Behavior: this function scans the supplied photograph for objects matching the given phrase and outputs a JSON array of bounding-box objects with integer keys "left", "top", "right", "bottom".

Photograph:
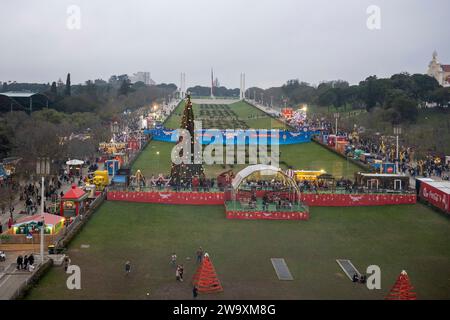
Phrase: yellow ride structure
[{"left": 86, "top": 170, "right": 109, "bottom": 191}]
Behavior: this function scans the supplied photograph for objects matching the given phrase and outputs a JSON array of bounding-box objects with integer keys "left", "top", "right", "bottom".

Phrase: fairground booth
[
  {"left": 10, "top": 213, "right": 65, "bottom": 235},
  {"left": 354, "top": 172, "right": 410, "bottom": 192},
  {"left": 60, "top": 184, "right": 88, "bottom": 219},
  {"left": 225, "top": 165, "right": 309, "bottom": 220},
  {"left": 66, "top": 159, "right": 84, "bottom": 176},
  {"left": 0, "top": 213, "right": 65, "bottom": 246}
]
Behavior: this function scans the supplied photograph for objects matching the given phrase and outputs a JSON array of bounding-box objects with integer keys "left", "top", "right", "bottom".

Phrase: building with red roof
[{"left": 60, "top": 184, "right": 88, "bottom": 218}]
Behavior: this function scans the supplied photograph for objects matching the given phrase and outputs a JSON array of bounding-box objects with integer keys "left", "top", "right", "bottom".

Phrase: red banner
[
  {"left": 419, "top": 182, "right": 450, "bottom": 214},
  {"left": 226, "top": 210, "right": 309, "bottom": 220},
  {"left": 300, "top": 193, "right": 416, "bottom": 206},
  {"left": 107, "top": 191, "right": 416, "bottom": 207},
  {"left": 107, "top": 191, "right": 224, "bottom": 205}
]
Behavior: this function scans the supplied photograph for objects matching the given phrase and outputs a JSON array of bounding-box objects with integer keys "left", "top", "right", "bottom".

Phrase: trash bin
[{"left": 48, "top": 245, "right": 55, "bottom": 255}]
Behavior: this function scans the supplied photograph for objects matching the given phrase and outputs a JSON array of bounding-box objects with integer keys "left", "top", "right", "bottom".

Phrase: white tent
[
  {"left": 231, "top": 164, "right": 299, "bottom": 192},
  {"left": 66, "top": 159, "right": 84, "bottom": 166}
]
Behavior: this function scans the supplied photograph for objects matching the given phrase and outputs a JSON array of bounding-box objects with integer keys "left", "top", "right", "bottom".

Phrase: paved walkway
[{"left": 0, "top": 253, "right": 47, "bottom": 300}]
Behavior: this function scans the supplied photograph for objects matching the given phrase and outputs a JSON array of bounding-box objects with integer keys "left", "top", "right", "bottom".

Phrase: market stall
[
  {"left": 66, "top": 159, "right": 84, "bottom": 177},
  {"left": 11, "top": 213, "right": 65, "bottom": 235},
  {"left": 60, "top": 184, "right": 88, "bottom": 218}
]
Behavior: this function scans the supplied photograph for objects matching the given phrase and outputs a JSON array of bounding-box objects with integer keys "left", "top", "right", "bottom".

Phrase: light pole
[
  {"left": 394, "top": 125, "right": 402, "bottom": 174},
  {"left": 334, "top": 113, "right": 340, "bottom": 148},
  {"left": 40, "top": 176, "right": 45, "bottom": 263}
]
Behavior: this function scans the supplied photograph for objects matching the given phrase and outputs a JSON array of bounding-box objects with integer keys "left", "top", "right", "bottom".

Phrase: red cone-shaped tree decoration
[
  {"left": 385, "top": 270, "right": 417, "bottom": 300},
  {"left": 192, "top": 253, "right": 223, "bottom": 294}
]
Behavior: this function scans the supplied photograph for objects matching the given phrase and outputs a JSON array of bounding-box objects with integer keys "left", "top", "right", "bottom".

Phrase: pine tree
[
  {"left": 170, "top": 94, "right": 204, "bottom": 185},
  {"left": 65, "top": 73, "right": 71, "bottom": 96},
  {"left": 50, "top": 82, "right": 57, "bottom": 96}
]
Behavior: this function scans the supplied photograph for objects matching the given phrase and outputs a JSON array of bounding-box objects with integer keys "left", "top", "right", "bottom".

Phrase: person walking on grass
[
  {"left": 179, "top": 264, "right": 184, "bottom": 282},
  {"left": 63, "top": 256, "right": 71, "bottom": 272},
  {"left": 125, "top": 261, "right": 131, "bottom": 275},
  {"left": 176, "top": 265, "right": 181, "bottom": 281},
  {"left": 193, "top": 286, "right": 198, "bottom": 299},
  {"left": 170, "top": 253, "right": 177, "bottom": 267},
  {"left": 196, "top": 247, "right": 203, "bottom": 264}
]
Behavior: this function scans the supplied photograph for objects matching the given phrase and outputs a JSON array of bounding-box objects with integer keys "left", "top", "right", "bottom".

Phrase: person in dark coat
[
  {"left": 125, "top": 261, "right": 131, "bottom": 275},
  {"left": 193, "top": 286, "right": 198, "bottom": 298},
  {"left": 23, "top": 255, "right": 28, "bottom": 270},
  {"left": 28, "top": 254, "right": 35, "bottom": 266},
  {"left": 17, "top": 255, "right": 23, "bottom": 270}
]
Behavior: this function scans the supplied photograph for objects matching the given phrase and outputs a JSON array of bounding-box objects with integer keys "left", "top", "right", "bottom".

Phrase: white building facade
[{"left": 427, "top": 51, "right": 450, "bottom": 87}]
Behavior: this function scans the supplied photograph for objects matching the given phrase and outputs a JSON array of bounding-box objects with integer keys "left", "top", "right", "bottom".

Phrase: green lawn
[
  {"left": 26, "top": 201, "right": 450, "bottom": 300},
  {"left": 163, "top": 100, "right": 285, "bottom": 130},
  {"left": 132, "top": 141, "right": 360, "bottom": 179}
]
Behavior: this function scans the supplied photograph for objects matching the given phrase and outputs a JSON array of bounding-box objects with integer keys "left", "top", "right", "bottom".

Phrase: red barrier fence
[
  {"left": 107, "top": 191, "right": 224, "bottom": 205},
  {"left": 419, "top": 181, "right": 450, "bottom": 214},
  {"left": 300, "top": 193, "right": 416, "bottom": 207},
  {"left": 107, "top": 191, "right": 416, "bottom": 207},
  {"left": 225, "top": 210, "right": 309, "bottom": 221}
]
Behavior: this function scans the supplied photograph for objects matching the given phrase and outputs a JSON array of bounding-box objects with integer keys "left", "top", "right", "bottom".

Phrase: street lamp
[
  {"left": 393, "top": 125, "right": 402, "bottom": 174},
  {"left": 40, "top": 176, "right": 45, "bottom": 263},
  {"left": 156, "top": 151, "right": 160, "bottom": 175},
  {"left": 334, "top": 113, "right": 340, "bottom": 148}
]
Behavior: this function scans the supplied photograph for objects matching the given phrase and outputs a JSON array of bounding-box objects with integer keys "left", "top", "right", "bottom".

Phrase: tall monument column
[{"left": 239, "top": 73, "right": 246, "bottom": 100}]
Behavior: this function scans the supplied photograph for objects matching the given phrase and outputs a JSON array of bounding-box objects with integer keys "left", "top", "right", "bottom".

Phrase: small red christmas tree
[
  {"left": 385, "top": 270, "right": 417, "bottom": 300},
  {"left": 192, "top": 253, "right": 223, "bottom": 294}
]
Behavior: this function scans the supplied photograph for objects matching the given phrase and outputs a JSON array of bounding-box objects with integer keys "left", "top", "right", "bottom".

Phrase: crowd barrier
[
  {"left": 299, "top": 193, "right": 416, "bottom": 206},
  {"left": 225, "top": 210, "right": 309, "bottom": 221},
  {"left": 107, "top": 190, "right": 416, "bottom": 206},
  {"left": 107, "top": 190, "right": 224, "bottom": 205},
  {"left": 143, "top": 128, "right": 321, "bottom": 145}
]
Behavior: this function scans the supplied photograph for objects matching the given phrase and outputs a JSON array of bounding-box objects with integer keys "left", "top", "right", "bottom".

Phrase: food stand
[
  {"left": 11, "top": 213, "right": 65, "bottom": 235},
  {"left": 66, "top": 159, "right": 84, "bottom": 177},
  {"left": 60, "top": 184, "right": 88, "bottom": 218}
]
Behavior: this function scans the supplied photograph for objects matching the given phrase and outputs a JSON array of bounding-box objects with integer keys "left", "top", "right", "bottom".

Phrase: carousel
[{"left": 225, "top": 165, "right": 309, "bottom": 221}]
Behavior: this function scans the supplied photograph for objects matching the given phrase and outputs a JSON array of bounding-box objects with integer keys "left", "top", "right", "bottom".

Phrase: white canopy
[
  {"left": 231, "top": 164, "right": 296, "bottom": 190},
  {"left": 66, "top": 159, "right": 84, "bottom": 166}
]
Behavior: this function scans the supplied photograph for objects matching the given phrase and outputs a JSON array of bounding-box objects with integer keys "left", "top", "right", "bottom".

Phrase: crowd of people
[
  {"left": 313, "top": 118, "right": 450, "bottom": 181},
  {"left": 16, "top": 253, "right": 35, "bottom": 272},
  {"left": 284, "top": 111, "right": 450, "bottom": 182}
]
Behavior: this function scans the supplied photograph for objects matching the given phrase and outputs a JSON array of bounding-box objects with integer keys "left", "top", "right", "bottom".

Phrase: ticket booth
[{"left": 60, "top": 184, "right": 88, "bottom": 218}]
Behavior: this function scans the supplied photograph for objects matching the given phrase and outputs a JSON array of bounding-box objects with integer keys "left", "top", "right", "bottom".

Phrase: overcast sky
[{"left": 1, "top": 0, "right": 449, "bottom": 88}]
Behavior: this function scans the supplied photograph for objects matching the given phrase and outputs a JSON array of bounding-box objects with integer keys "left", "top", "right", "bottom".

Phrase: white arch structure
[{"left": 231, "top": 164, "right": 300, "bottom": 193}]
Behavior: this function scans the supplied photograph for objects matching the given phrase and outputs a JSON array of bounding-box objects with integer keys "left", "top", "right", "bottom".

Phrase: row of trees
[
  {"left": 0, "top": 74, "right": 178, "bottom": 168},
  {"left": 187, "top": 85, "right": 240, "bottom": 97},
  {"left": 0, "top": 109, "right": 110, "bottom": 175},
  {"left": 280, "top": 73, "right": 450, "bottom": 124}
]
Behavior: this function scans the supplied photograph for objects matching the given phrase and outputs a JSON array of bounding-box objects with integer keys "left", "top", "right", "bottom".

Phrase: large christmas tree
[{"left": 170, "top": 94, "right": 204, "bottom": 185}]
